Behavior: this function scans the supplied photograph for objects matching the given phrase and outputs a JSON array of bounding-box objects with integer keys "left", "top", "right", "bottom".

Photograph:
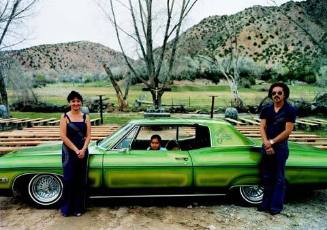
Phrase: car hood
[
  {"left": 1, "top": 142, "right": 63, "bottom": 158},
  {"left": 1, "top": 141, "right": 100, "bottom": 159}
]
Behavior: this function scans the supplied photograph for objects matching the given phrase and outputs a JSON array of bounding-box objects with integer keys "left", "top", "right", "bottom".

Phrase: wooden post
[
  {"left": 210, "top": 96, "right": 218, "bottom": 119},
  {"left": 98, "top": 95, "right": 104, "bottom": 125}
]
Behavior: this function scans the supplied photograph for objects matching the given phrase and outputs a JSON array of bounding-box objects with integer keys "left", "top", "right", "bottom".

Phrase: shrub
[
  {"left": 224, "top": 107, "right": 238, "bottom": 120},
  {"left": 316, "top": 66, "right": 327, "bottom": 87},
  {"left": 313, "top": 93, "right": 327, "bottom": 114}
]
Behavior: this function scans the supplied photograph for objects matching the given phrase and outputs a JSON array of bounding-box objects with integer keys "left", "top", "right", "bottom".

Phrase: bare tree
[
  {"left": 102, "top": 0, "right": 198, "bottom": 109},
  {"left": 103, "top": 64, "right": 130, "bottom": 111},
  {"left": 199, "top": 16, "right": 243, "bottom": 108},
  {"left": 0, "top": 0, "right": 38, "bottom": 113}
]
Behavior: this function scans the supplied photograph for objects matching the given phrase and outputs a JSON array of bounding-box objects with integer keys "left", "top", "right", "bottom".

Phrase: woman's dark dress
[{"left": 61, "top": 113, "right": 88, "bottom": 216}]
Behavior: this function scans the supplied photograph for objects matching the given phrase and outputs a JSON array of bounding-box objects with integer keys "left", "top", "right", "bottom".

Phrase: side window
[
  {"left": 177, "top": 125, "right": 210, "bottom": 150},
  {"left": 114, "top": 127, "right": 138, "bottom": 150},
  {"left": 131, "top": 126, "right": 177, "bottom": 150},
  {"left": 178, "top": 127, "right": 196, "bottom": 140}
]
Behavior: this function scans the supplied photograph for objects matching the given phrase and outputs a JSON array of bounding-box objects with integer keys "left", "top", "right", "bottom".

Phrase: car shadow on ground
[
  {"left": 286, "top": 189, "right": 325, "bottom": 204},
  {"left": 87, "top": 196, "right": 232, "bottom": 208}
]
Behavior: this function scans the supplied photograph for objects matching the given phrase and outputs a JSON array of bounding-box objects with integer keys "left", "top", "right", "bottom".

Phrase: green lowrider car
[{"left": 0, "top": 118, "right": 327, "bottom": 207}]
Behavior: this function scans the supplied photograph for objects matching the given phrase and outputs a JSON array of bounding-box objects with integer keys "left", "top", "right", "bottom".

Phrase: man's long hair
[{"left": 268, "top": 82, "right": 290, "bottom": 100}]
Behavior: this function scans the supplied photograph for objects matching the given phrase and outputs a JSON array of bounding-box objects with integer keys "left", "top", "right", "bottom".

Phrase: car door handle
[{"left": 175, "top": 157, "right": 188, "bottom": 161}]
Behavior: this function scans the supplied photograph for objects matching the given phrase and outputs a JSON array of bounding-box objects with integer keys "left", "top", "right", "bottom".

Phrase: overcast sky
[{"left": 17, "top": 0, "right": 300, "bottom": 52}]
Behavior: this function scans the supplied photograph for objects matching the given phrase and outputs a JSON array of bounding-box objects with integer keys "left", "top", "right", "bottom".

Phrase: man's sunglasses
[{"left": 272, "top": 91, "right": 283, "bottom": 96}]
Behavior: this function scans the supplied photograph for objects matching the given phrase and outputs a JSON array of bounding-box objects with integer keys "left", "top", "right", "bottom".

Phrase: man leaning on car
[{"left": 258, "top": 82, "right": 296, "bottom": 215}]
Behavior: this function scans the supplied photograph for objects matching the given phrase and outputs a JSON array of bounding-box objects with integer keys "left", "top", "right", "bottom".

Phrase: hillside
[
  {"left": 2, "top": 0, "right": 326, "bottom": 84},
  {"left": 172, "top": 0, "right": 326, "bottom": 80},
  {"left": 3, "top": 41, "right": 131, "bottom": 80}
]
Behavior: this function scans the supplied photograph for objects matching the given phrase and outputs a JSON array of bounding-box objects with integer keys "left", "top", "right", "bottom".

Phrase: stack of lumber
[
  {"left": 0, "top": 125, "right": 119, "bottom": 154},
  {"left": 235, "top": 126, "right": 327, "bottom": 150}
]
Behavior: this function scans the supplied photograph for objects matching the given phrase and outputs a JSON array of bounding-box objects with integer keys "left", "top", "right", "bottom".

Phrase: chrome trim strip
[
  {"left": 229, "top": 185, "right": 261, "bottom": 190},
  {"left": 90, "top": 193, "right": 226, "bottom": 199}
]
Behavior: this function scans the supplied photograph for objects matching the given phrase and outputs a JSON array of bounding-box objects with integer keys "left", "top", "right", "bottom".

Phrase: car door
[
  {"left": 87, "top": 143, "right": 106, "bottom": 190},
  {"left": 102, "top": 125, "right": 193, "bottom": 194},
  {"left": 188, "top": 124, "right": 260, "bottom": 191}
]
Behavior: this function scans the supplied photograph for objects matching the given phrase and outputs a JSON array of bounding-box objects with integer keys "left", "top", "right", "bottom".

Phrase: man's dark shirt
[{"left": 260, "top": 102, "right": 296, "bottom": 145}]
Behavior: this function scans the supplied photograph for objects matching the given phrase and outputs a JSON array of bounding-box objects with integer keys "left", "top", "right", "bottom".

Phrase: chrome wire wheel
[
  {"left": 28, "top": 174, "right": 63, "bottom": 206},
  {"left": 239, "top": 185, "right": 264, "bottom": 205}
]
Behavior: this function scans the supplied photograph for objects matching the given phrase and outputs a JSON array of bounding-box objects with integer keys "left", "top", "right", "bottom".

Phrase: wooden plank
[
  {"left": 0, "top": 147, "right": 26, "bottom": 154},
  {"left": 90, "top": 118, "right": 101, "bottom": 126},
  {"left": 253, "top": 118, "right": 261, "bottom": 122},
  {"left": 31, "top": 118, "right": 56, "bottom": 126},
  {"left": 298, "top": 118, "right": 322, "bottom": 125},
  {"left": 290, "top": 137, "right": 327, "bottom": 142},
  {"left": 297, "top": 142, "right": 327, "bottom": 146},
  {"left": 238, "top": 130, "right": 305, "bottom": 135},
  {"left": 224, "top": 118, "right": 246, "bottom": 126},
  {"left": 0, "top": 141, "right": 43, "bottom": 146},
  {"left": 245, "top": 133, "right": 317, "bottom": 141},
  {"left": 22, "top": 118, "right": 43, "bottom": 122},
  {"left": 315, "top": 146, "right": 327, "bottom": 150},
  {"left": 309, "top": 118, "right": 327, "bottom": 124},
  {"left": 296, "top": 120, "right": 320, "bottom": 130},
  {"left": 238, "top": 117, "right": 260, "bottom": 126},
  {"left": 48, "top": 120, "right": 60, "bottom": 126},
  {"left": 0, "top": 137, "right": 61, "bottom": 142}
]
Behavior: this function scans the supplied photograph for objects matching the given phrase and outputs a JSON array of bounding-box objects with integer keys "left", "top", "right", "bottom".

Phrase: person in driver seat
[{"left": 147, "top": 134, "right": 167, "bottom": 151}]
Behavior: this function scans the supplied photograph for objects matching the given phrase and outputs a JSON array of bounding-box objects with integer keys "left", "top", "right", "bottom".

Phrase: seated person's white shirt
[{"left": 147, "top": 147, "right": 167, "bottom": 151}]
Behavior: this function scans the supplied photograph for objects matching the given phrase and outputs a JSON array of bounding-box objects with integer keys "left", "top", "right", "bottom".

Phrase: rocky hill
[
  {"left": 3, "top": 41, "right": 131, "bottom": 81},
  {"left": 3, "top": 0, "right": 326, "bottom": 84},
  {"left": 172, "top": 0, "right": 326, "bottom": 81}
]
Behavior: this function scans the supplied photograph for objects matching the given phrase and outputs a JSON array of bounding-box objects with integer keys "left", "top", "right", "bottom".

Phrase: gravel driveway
[{"left": 1, "top": 190, "right": 327, "bottom": 230}]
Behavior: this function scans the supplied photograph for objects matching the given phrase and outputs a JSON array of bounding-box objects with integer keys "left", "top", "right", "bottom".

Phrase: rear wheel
[
  {"left": 239, "top": 185, "right": 263, "bottom": 205},
  {"left": 28, "top": 174, "right": 63, "bottom": 207}
]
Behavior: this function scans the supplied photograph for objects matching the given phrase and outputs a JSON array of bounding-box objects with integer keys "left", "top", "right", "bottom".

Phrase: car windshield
[{"left": 97, "top": 123, "right": 133, "bottom": 149}]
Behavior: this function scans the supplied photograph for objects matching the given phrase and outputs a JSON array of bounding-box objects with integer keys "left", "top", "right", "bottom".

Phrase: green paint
[{"left": 0, "top": 118, "right": 326, "bottom": 196}]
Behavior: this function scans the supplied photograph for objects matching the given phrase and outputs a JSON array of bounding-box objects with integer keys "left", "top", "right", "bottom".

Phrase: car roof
[{"left": 128, "top": 117, "right": 232, "bottom": 127}]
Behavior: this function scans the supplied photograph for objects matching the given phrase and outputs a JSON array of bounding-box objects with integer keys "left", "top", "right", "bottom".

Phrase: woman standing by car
[{"left": 60, "top": 91, "right": 91, "bottom": 217}]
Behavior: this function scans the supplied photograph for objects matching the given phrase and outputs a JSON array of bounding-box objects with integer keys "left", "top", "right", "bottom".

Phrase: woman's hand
[
  {"left": 77, "top": 148, "right": 86, "bottom": 159},
  {"left": 263, "top": 139, "right": 272, "bottom": 150},
  {"left": 74, "top": 148, "right": 80, "bottom": 156},
  {"left": 265, "top": 147, "right": 275, "bottom": 155}
]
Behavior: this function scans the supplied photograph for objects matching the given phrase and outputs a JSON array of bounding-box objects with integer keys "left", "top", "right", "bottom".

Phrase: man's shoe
[
  {"left": 269, "top": 210, "right": 281, "bottom": 215},
  {"left": 74, "top": 212, "right": 82, "bottom": 217}
]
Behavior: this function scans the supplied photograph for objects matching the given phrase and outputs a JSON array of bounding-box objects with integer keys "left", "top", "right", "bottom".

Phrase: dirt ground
[{"left": 1, "top": 190, "right": 327, "bottom": 230}]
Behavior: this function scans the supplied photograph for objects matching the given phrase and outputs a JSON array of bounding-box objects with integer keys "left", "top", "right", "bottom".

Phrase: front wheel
[
  {"left": 239, "top": 185, "right": 263, "bottom": 205},
  {"left": 28, "top": 174, "right": 63, "bottom": 207}
]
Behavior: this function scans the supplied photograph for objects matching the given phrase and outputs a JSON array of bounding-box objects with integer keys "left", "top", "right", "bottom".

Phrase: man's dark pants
[{"left": 260, "top": 144, "right": 289, "bottom": 213}]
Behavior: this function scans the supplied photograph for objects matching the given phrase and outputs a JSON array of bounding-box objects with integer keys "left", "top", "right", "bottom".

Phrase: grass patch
[{"left": 7, "top": 82, "right": 324, "bottom": 111}]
